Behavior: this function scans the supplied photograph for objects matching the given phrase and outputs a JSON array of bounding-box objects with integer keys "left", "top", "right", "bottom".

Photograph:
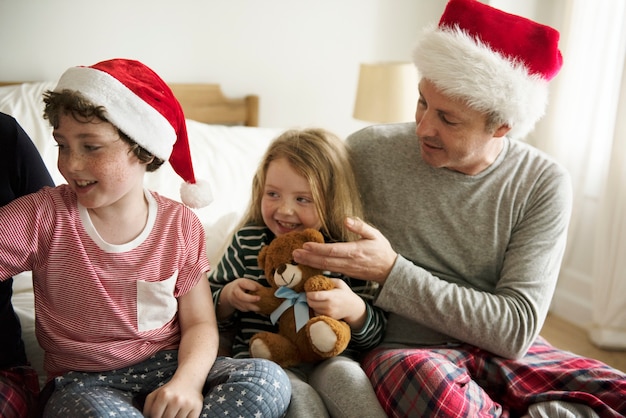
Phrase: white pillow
[
  {"left": 154, "top": 120, "right": 281, "bottom": 264},
  {"left": 0, "top": 82, "right": 63, "bottom": 184}
]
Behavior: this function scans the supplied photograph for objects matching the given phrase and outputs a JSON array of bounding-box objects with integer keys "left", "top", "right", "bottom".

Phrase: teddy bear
[{"left": 249, "top": 228, "right": 351, "bottom": 368}]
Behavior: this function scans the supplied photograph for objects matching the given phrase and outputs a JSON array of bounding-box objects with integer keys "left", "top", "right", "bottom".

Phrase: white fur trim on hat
[
  {"left": 54, "top": 66, "right": 176, "bottom": 160},
  {"left": 413, "top": 25, "right": 549, "bottom": 139}
]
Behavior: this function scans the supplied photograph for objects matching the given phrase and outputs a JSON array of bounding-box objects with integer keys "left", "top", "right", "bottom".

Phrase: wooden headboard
[
  {"left": 169, "top": 84, "right": 259, "bottom": 127},
  {"left": 0, "top": 82, "right": 259, "bottom": 127}
]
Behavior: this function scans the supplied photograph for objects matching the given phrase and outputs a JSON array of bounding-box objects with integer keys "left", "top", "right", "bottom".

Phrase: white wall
[{"left": 0, "top": 0, "right": 446, "bottom": 138}]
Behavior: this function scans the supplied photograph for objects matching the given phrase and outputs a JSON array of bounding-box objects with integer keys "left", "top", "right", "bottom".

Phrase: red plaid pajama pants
[
  {"left": 362, "top": 336, "right": 626, "bottom": 417},
  {"left": 0, "top": 366, "right": 40, "bottom": 418}
]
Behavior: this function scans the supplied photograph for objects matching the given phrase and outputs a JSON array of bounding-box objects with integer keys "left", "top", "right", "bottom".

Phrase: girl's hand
[
  {"left": 306, "top": 278, "right": 367, "bottom": 329},
  {"left": 220, "top": 278, "right": 263, "bottom": 313},
  {"left": 143, "top": 377, "right": 203, "bottom": 418}
]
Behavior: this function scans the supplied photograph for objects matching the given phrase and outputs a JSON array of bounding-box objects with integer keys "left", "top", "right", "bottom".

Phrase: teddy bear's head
[{"left": 258, "top": 228, "right": 325, "bottom": 292}]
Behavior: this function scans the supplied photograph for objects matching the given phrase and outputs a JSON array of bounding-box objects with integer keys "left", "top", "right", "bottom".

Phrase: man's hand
[{"left": 293, "top": 217, "right": 397, "bottom": 284}]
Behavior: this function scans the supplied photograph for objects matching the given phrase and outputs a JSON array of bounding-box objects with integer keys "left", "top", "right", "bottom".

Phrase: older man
[{"left": 293, "top": 0, "right": 626, "bottom": 416}]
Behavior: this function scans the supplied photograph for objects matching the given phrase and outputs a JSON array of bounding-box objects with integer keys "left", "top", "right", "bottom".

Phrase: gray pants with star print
[{"left": 42, "top": 350, "right": 290, "bottom": 417}]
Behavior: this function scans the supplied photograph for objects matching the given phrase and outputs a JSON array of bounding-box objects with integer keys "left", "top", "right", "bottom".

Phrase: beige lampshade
[{"left": 353, "top": 62, "right": 418, "bottom": 123}]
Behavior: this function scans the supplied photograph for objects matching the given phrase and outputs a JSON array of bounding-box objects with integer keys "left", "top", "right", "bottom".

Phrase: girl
[
  {"left": 209, "top": 128, "right": 387, "bottom": 418},
  {"left": 0, "top": 59, "right": 290, "bottom": 418}
]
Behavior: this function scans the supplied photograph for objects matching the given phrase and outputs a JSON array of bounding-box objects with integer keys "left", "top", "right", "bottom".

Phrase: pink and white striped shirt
[{"left": 0, "top": 185, "right": 210, "bottom": 381}]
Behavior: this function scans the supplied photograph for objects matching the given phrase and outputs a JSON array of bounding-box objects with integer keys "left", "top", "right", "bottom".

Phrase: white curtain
[
  {"left": 590, "top": 59, "right": 626, "bottom": 349},
  {"left": 530, "top": 0, "right": 626, "bottom": 349}
]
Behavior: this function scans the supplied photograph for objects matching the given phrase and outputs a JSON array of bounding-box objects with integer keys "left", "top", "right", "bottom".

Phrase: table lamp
[{"left": 353, "top": 61, "right": 418, "bottom": 123}]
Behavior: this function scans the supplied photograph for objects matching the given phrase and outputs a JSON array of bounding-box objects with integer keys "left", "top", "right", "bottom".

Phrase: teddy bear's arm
[
  {"left": 252, "top": 286, "right": 283, "bottom": 315},
  {"left": 304, "top": 275, "right": 336, "bottom": 292}
]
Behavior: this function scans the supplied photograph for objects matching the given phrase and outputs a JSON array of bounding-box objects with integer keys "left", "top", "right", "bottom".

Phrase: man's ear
[{"left": 493, "top": 124, "right": 511, "bottom": 138}]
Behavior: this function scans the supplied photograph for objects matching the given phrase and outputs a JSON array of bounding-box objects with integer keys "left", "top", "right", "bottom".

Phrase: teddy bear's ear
[{"left": 303, "top": 228, "right": 325, "bottom": 244}]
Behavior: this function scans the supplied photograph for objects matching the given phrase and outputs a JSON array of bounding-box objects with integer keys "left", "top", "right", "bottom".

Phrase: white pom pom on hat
[
  {"left": 54, "top": 58, "right": 213, "bottom": 208},
  {"left": 413, "top": 0, "right": 563, "bottom": 139}
]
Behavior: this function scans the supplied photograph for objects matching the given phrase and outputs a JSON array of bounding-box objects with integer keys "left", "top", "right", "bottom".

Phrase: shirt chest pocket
[{"left": 136, "top": 271, "right": 178, "bottom": 332}]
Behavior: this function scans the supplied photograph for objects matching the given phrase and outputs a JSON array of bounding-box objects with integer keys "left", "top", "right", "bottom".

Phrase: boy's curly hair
[{"left": 43, "top": 89, "right": 164, "bottom": 172}]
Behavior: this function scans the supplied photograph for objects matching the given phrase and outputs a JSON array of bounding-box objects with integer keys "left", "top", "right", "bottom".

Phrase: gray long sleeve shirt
[{"left": 347, "top": 123, "right": 572, "bottom": 359}]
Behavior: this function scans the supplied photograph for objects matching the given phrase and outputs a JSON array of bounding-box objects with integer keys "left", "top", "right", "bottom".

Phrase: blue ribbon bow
[{"left": 270, "top": 287, "right": 310, "bottom": 332}]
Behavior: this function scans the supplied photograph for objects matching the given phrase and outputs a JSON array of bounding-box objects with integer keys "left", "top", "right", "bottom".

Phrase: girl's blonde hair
[{"left": 242, "top": 128, "right": 363, "bottom": 242}]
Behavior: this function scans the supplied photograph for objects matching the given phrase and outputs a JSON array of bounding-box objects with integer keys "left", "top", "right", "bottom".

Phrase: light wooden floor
[{"left": 540, "top": 313, "right": 626, "bottom": 372}]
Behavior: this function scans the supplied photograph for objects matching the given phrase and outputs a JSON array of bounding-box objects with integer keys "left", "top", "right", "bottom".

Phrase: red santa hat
[
  {"left": 54, "top": 58, "right": 212, "bottom": 208},
  {"left": 413, "top": 0, "right": 563, "bottom": 139}
]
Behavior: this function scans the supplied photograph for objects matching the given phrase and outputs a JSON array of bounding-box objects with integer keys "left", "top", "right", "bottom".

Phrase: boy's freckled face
[
  {"left": 261, "top": 157, "right": 322, "bottom": 236},
  {"left": 53, "top": 114, "right": 147, "bottom": 209}
]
